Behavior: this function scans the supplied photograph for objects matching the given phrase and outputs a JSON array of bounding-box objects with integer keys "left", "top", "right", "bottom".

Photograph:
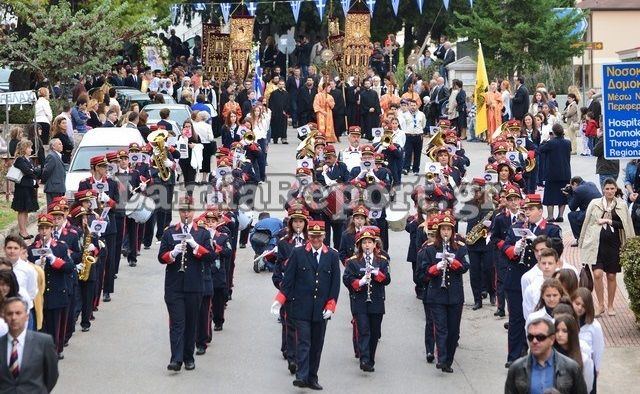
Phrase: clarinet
[
  {"left": 441, "top": 237, "right": 449, "bottom": 289},
  {"left": 178, "top": 219, "right": 188, "bottom": 273},
  {"left": 518, "top": 218, "right": 529, "bottom": 266},
  {"left": 365, "top": 254, "right": 373, "bottom": 303}
]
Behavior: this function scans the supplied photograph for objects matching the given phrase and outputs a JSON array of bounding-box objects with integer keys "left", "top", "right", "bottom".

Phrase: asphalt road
[{"left": 52, "top": 132, "right": 639, "bottom": 393}]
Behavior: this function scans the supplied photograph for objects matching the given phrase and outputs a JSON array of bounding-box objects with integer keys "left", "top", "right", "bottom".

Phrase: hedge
[{"left": 621, "top": 236, "right": 640, "bottom": 326}]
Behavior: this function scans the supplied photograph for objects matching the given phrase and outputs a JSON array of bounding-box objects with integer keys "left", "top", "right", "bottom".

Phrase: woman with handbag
[
  {"left": 578, "top": 178, "right": 635, "bottom": 316},
  {"left": 11, "top": 139, "right": 41, "bottom": 239}
]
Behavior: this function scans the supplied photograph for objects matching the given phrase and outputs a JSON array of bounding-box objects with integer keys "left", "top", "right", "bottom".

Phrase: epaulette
[
  {"left": 347, "top": 255, "right": 358, "bottom": 261},
  {"left": 457, "top": 240, "right": 466, "bottom": 246},
  {"left": 279, "top": 235, "right": 288, "bottom": 242},
  {"left": 378, "top": 255, "right": 388, "bottom": 261}
]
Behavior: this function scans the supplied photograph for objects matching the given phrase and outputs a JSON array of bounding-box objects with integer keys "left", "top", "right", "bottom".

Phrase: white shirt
[
  {"left": 34, "top": 97, "right": 53, "bottom": 124},
  {"left": 193, "top": 121, "right": 214, "bottom": 143},
  {"left": 12, "top": 259, "right": 38, "bottom": 311},
  {"left": 0, "top": 318, "right": 7, "bottom": 338},
  {"left": 579, "top": 320, "right": 605, "bottom": 371},
  {"left": 312, "top": 247, "right": 322, "bottom": 264},
  {"left": 109, "top": 98, "right": 122, "bottom": 117},
  {"left": 391, "top": 129, "right": 406, "bottom": 149},
  {"left": 6, "top": 328, "right": 26, "bottom": 369},
  {"left": 401, "top": 111, "right": 426, "bottom": 135}
]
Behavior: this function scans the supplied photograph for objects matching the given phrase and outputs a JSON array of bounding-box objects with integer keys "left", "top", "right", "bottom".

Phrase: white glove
[
  {"left": 482, "top": 220, "right": 492, "bottom": 228},
  {"left": 171, "top": 243, "right": 185, "bottom": 258},
  {"left": 98, "top": 240, "right": 105, "bottom": 249},
  {"left": 358, "top": 169, "right": 367, "bottom": 179},
  {"left": 358, "top": 277, "right": 367, "bottom": 287},
  {"left": 514, "top": 239, "right": 525, "bottom": 255},
  {"left": 186, "top": 238, "right": 198, "bottom": 249},
  {"left": 76, "top": 263, "right": 85, "bottom": 273},
  {"left": 139, "top": 181, "right": 147, "bottom": 192},
  {"left": 436, "top": 261, "right": 447, "bottom": 271},
  {"left": 87, "top": 243, "right": 96, "bottom": 253},
  {"left": 322, "top": 309, "right": 333, "bottom": 320},
  {"left": 270, "top": 300, "right": 282, "bottom": 316},
  {"left": 163, "top": 158, "right": 174, "bottom": 168},
  {"left": 371, "top": 268, "right": 380, "bottom": 276},
  {"left": 99, "top": 192, "right": 110, "bottom": 203},
  {"left": 46, "top": 253, "right": 56, "bottom": 263}
]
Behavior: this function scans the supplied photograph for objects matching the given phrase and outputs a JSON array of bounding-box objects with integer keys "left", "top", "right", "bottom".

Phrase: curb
[{"left": 0, "top": 207, "right": 46, "bottom": 244}]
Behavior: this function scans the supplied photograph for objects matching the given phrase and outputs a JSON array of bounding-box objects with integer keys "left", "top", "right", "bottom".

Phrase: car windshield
[
  {"left": 144, "top": 108, "right": 190, "bottom": 125},
  {"left": 70, "top": 146, "right": 127, "bottom": 172}
]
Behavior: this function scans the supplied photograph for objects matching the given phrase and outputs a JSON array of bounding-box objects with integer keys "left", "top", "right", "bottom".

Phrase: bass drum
[
  {"left": 386, "top": 207, "right": 408, "bottom": 232},
  {"left": 125, "top": 193, "right": 156, "bottom": 223}
]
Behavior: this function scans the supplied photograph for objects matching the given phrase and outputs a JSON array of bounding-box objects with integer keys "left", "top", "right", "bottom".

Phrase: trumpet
[{"left": 425, "top": 172, "right": 436, "bottom": 182}]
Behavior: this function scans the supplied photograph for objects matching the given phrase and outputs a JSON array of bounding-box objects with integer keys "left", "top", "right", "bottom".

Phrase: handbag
[
  {"left": 579, "top": 263, "right": 594, "bottom": 292},
  {"left": 6, "top": 165, "right": 23, "bottom": 183}
]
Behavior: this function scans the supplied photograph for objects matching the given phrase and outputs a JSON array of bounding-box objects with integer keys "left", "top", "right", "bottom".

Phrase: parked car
[
  {"left": 64, "top": 127, "right": 144, "bottom": 201},
  {"left": 0, "top": 68, "right": 12, "bottom": 92},
  {"left": 125, "top": 93, "right": 176, "bottom": 111},
  {"left": 142, "top": 103, "right": 192, "bottom": 132}
]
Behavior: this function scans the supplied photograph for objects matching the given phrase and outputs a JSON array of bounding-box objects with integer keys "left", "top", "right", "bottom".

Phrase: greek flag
[{"left": 253, "top": 51, "right": 263, "bottom": 99}]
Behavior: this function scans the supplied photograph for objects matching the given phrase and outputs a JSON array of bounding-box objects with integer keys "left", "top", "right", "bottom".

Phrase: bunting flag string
[
  {"left": 391, "top": 0, "right": 400, "bottom": 16},
  {"left": 220, "top": 3, "right": 231, "bottom": 24},
  {"left": 247, "top": 1, "right": 258, "bottom": 16},
  {"left": 365, "top": 0, "right": 375, "bottom": 17},
  {"left": 290, "top": 0, "right": 302, "bottom": 22},
  {"left": 443, "top": 0, "right": 450, "bottom": 10},
  {"left": 315, "top": 0, "right": 326, "bottom": 21},
  {"left": 416, "top": 0, "right": 424, "bottom": 14}
]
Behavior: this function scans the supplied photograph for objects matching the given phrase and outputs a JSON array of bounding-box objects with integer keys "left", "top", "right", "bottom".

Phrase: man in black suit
[
  {"left": 297, "top": 77, "right": 317, "bottom": 125},
  {"left": 286, "top": 67, "right": 303, "bottom": 128},
  {"left": 511, "top": 76, "right": 530, "bottom": 121},
  {"left": 566, "top": 176, "right": 602, "bottom": 242},
  {"left": 429, "top": 77, "right": 449, "bottom": 126},
  {"left": 41, "top": 138, "right": 67, "bottom": 205},
  {"left": 103, "top": 110, "right": 118, "bottom": 127},
  {"left": 0, "top": 297, "right": 59, "bottom": 392},
  {"left": 329, "top": 79, "right": 346, "bottom": 139},
  {"left": 271, "top": 221, "right": 340, "bottom": 390},
  {"left": 124, "top": 66, "right": 142, "bottom": 89},
  {"left": 433, "top": 36, "right": 447, "bottom": 60},
  {"left": 440, "top": 42, "right": 456, "bottom": 84},
  {"left": 359, "top": 79, "right": 381, "bottom": 140},
  {"left": 586, "top": 89, "right": 601, "bottom": 125}
]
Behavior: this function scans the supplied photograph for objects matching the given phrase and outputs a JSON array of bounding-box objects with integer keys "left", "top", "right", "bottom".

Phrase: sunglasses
[{"left": 527, "top": 333, "right": 551, "bottom": 342}]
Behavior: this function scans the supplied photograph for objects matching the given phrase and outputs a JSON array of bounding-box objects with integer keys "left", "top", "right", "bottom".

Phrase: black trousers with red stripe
[
  {"left": 125, "top": 217, "right": 138, "bottom": 264},
  {"left": 280, "top": 305, "right": 296, "bottom": 363},
  {"left": 353, "top": 313, "right": 383, "bottom": 366},
  {"left": 212, "top": 287, "right": 226, "bottom": 327},
  {"left": 80, "top": 280, "right": 96, "bottom": 329},
  {"left": 196, "top": 294, "right": 213, "bottom": 349},
  {"left": 423, "top": 303, "right": 436, "bottom": 356},
  {"left": 43, "top": 307, "right": 69, "bottom": 354}
]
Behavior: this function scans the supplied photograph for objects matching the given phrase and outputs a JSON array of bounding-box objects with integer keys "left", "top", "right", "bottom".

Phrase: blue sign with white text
[{"left": 602, "top": 62, "right": 640, "bottom": 159}]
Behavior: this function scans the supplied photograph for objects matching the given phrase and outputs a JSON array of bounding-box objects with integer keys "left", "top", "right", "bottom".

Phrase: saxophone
[
  {"left": 465, "top": 210, "right": 494, "bottom": 245},
  {"left": 79, "top": 223, "right": 96, "bottom": 281}
]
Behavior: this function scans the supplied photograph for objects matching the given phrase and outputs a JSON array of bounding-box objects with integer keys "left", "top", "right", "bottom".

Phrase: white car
[
  {"left": 142, "top": 103, "right": 192, "bottom": 132},
  {"left": 64, "top": 127, "right": 145, "bottom": 201}
]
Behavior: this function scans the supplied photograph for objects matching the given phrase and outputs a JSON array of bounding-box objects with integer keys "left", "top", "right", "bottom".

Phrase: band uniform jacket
[
  {"left": 0, "top": 331, "right": 59, "bottom": 393},
  {"left": 338, "top": 230, "right": 356, "bottom": 265},
  {"left": 275, "top": 243, "right": 341, "bottom": 322},
  {"left": 316, "top": 162, "right": 351, "bottom": 187},
  {"left": 158, "top": 222, "right": 215, "bottom": 293},
  {"left": 77, "top": 176, "right": 119, "bottom": 236},
  {"left": 273, "top": 235, "right": 304, "bottom": 290},
  {"left": 28, "top": 237, "right": 75, "bottom": 310},
  {"left": 56, "top": 223, "right": 82, "bottom": 293},
  {"left": 499, "top": 219, "right": 561, "bottom": 291},
  {"left": 114, "top": 168, "right": 142, "bottom": 217},
  {"left": 418, "top": 241, "right": 469, "bottom": 305},
  {"left": 343, "top": 255, "right": 391, "bottom": 314},
  {"left": 210, "top": 227, "right": 231, "bottom": 291}
]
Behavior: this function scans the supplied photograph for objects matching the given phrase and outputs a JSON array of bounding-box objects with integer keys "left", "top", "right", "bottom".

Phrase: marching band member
[
  {"left": 401, "top": 99, "right": 427, "bottom": 176},
  {"left": 490, "top": 184, "right": 522, "bottom": 317},
  {"left": 68, "top": 205, "right": 101, "bottom": 333},
  {"left": 463, "top": 178, "right": 496, "bottom": 310},
  {"left": 417, "top": 211, "right": 469, "bottom": 373},
  {"left": 374, "top": 120, "right": 404, "bottom": 187},
  {"left": 338, "top": 205, "right": 370, "bottom": 265},
  {"left": 270, "top": 221, "right": 340, "bottom": 390},
  {"left": 339, "top": 126, "right": 363, "bottom": 172},
  {"left": 498, "top": 194, "right": 561, "bottom": 368},
  {"left": 342, "top": 227, "right": 391, "bottom": 372},
  {"left": 78, "top": 155, "right": 118, "bottom": 303},
  {"left": 273, "top": 206, "right": 309, "bottom": 374},
  {"left": 158, "top": 197, "right": 214, "bottom": 372},
  {"left": 317, "top": 144, "right": 350, "bottom": 250},
  {"left": 434, "top": 146, "right": 462, "bottom": 187},
  {"left": 149, "top": 131, "right": 181, "bottom": 244},
  {"left": 27, "top": 214, "right": 75, "bottom": 359},
  {"left": 114, "top": 148, "right": 144, "bottom": 267}
]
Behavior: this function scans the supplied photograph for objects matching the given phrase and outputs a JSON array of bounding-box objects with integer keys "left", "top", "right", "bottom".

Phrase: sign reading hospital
[{"left": 602, "top": 62, "right": 640, "bottom": 159}]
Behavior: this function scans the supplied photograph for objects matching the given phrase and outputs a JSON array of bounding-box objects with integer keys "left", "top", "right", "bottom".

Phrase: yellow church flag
[{"left": 474, "top": 42, "right": 489, "bottom": 135}]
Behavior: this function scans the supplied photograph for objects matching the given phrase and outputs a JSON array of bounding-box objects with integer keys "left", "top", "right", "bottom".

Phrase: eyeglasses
[{"left": 527, "top": 333, "right": 550, "bottom": 343}]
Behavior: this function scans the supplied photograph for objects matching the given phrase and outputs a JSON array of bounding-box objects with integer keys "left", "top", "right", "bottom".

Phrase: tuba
[
  {"left": 296, "top": 130, "right": 318, "bottom": 159},
  {"left": 423, "top": 130, "right": 445, "bottom": 161},
  {"left": 148, "top": 129, "right": 171, "bottom": 182},
  {"left": 79, "top": 223, "right": 96, "bottom": 281}
]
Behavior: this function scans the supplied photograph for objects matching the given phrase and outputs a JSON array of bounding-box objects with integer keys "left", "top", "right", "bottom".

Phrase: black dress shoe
[
  {"left": 287, "top": 360, "right": 297, "bottom": 374},
  {"left": 360, "top": 362, "right": 374, "bottom": 372},
  {"left": 282, "top": 140, "right": 289, "bottom": 144},
  {"left": 436, "top": 363, "right": 443, "bottom": 369},
  {"left": 103, "top": 294, "right": 111, "bottom": 302},
  {"left": 184, "top": 361, "right": 195, "bottom": 370},
  {"left": 63, "top": 341, "right": 69, "bottom": 347},
  {"left": 81, "top": 327, "right": 90, "bottom": 332},
  {"left": 490, "top": 294, "right": 496, "bottom": 306},
  {"left": 554, "top": 217, "right": 564, "bottom": 223},
  {"left": 426, "top": 353, "right": 435, "bottom": 363},
  {"left": 239, "top": 244, "right": 246, "bottom": 249},
  {"left": 58, "top": 353, "right": 64, "bottom": 360},
  {"left": 441, "top": 365, "right": 453, "bottom": 373},
  {"left": 144, "top": 245, "right": 150, "bottom": 250},
  {"left": 505, "top": 361, "right": 512, "bottom": 368},
  {"left": 129, "top": 261, "right": 137, "bottom": 267},
  {"left": 214, "top": 325, "right": 223, "bottom": 331},
  {"left": 481, "top": 291, "right": 488, "bottom": 299},
  {"left": 167, "top": 362, "right": 181, "bottom": 371},
  {"left": 307, "top": 381, "right": 323, "bottom": 390},
  {"left": 293, "top": 379, "right": 307, "bottom": 388},
  {"left": 472, "top": 302, "right": 483, "bottom": 310},
  {"left": 494, "top": 309, "right": 505, "bottom": 317},
  {"left": 196, "top": 347, "right": 206, "bottom": 355}
]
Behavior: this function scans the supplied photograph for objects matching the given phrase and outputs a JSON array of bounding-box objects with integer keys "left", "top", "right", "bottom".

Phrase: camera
[{"left": 561, "top": 184, "right": 573, "bottom": 195}]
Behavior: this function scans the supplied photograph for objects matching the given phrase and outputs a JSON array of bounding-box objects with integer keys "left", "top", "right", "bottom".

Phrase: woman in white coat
[{"left": 578, "top": 178, "right": 635, "bottom": 316}]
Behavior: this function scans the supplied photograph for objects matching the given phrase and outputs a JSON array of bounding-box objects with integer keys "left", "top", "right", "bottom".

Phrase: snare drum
[{"left": 125, "top": 193, "right": 156, "bottom": 223}]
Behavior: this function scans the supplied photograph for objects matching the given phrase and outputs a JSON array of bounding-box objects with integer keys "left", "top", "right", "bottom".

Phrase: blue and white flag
[
  {"left": 220, "top": 3, "right": 231, "bottom": 24},
  {"left": 391, "top": 0, "right": 400, "bottom": 16},
  {"left": 291, "top": 1, "right": 302, "bottom": 23},
  {"left": 247, "top": 1, "right": 258, "bottom": 17},
  {"left": 469, "top": 0, "right": 474, "bottom": 7},
  {"left": 416, "top": 0, "right": 424, "bottom": 14},
  {"left": 366, "top": 0, "right": 376, "bottom": 16},
  {"left": 443, "top": 0, "right": 450, "bottom": 10},
  {"left": 315, "top": 0, "right": 326, "bottom": 21},
  {"left": 340, "top": 0, "right": 350, "bottom": 15},
  {"left": 253, "top": 51, "right": 263, "bottom": 100}
]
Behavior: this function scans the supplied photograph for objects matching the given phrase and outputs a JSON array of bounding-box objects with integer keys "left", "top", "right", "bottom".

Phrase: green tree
[
  {"left": 454, "top": 0, "right": 585, "bottom": 77},
  {"left": 0, "top": 1, "right": 152, "bottom": 85}
]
